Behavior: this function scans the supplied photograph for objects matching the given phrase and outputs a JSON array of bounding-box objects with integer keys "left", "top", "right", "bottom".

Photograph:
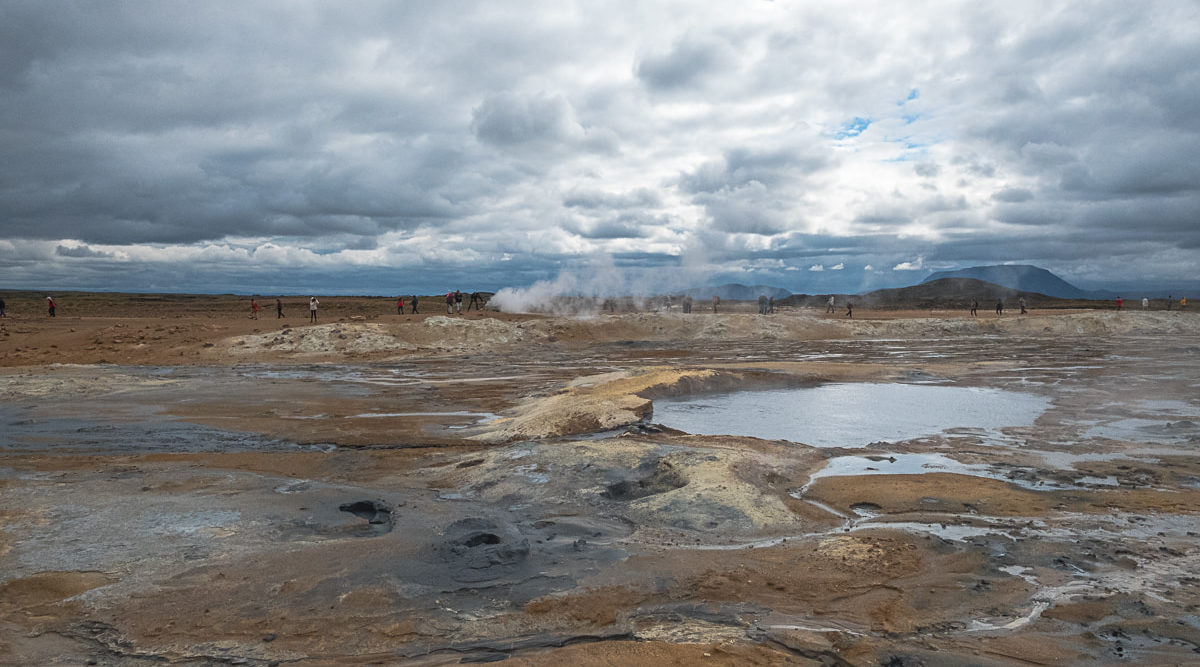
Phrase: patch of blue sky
[
  {"left": 896, "top": 88, "right": 920, "bottom": 105},
  {"left": 835, "top": 116, "right": 871, "bottom": 139}
]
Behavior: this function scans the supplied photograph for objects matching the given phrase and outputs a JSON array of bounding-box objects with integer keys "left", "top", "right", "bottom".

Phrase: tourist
[
  {"left": 276, "top": 298, "right": 284, "bottom": 318},
  {"left": 1182, "top": 297, "right": 1188, "bottom": 310},
  {"left": 712, "top": 295, "right": 719, "bottom": 313},
  {"left": 455, "top": 289, "right": 463, "bottom": 314},
  {"left": 995, "top": 300, "right": 1003, "bottom": 316},
  {"left": 1116, "top": 296, "right": 1123, "bottom": 311},
  {"left": 250, "top": 298, "right": 260, "bottom": 319},
  {"left": 826, "top": 295, "right": 835, "bottom": 313},
  {"left": 970, "top": 299, "right": 978, "bottom": 317},
  {"left": 0, "top": 297, "right": 5, "bottom": 317},
  {"left": 768, "top": 296, "right": 775, "bottom": 314},
  {"left": 397, "top": 296, "right": 405, "bottom": 315},
  {"left": 1167, "top": 295, "right": 1172, "bottom": 311},
  {"left": 411, "top": 295, "right": 419, "bottom": 314},
  {"left": 845, "top": 302, "right": 853, "bottom": 318},
  {"left": 445, "top": 291, "right": 454, "bottom": 314},
  {"left": 309, "top": 296, "right": 319, "bottom": 323},
  {"left": 1142, "top": 297, "right": 1149, "bottom": 310},
  {"left": 1019, "top": 296, "right": 1027, "bottom": 315},
  {"left": 47, "top": 296, "right": 56, "bottom": 317},
  {"left": 469, "top": 292, "right": 486, "bottom": 311},
  {"left": 758, "top": 295, "right": 768, "bottom": 315},
  {"left": 682, "top": 295, "right": 693, "bottom": 313}
]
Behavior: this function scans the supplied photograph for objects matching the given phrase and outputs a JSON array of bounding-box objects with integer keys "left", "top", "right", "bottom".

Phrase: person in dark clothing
[
  {"left": 845, "top": 302, "right": 853, "bottom": 318},
  {"left": 454, "top": 290, "right": 463, "bottom": 314},
  {"left": 995, "top": 300, "right": 1004, "bottom": 316},
  {"left": 0, "top": 297, "right": 6, "bottom": 317},
  {"left": 411, "top": 295, "right": 419, "bottom": 314},
  {"left": 970, "top": 299, "right": 978, "bottom": 316},
  {"left": 276, "top": 298, "right": 284, "bottom": 318},
  {"left": 1019, "top": 296, "right": 1027, "bottom": 315},
  {"left": 47, "top": 297, "right": 56, "bottom": 317},
  {"left": 468, "top": 292, "right": 486, "bottom": 311}
]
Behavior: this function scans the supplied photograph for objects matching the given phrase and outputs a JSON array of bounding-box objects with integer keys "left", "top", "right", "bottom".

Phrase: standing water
[{"left": 651, "top": 383, "right": 1050, "bottom": 447}]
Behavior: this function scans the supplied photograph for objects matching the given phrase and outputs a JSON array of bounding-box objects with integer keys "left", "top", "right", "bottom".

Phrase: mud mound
[
  {"left": 338, "top": 499, "right": 394, "bottom": 535},
  {"left": 228, "top": 323, "right": 414, "bottom": 356},
  {"left": 436, "top": 517, "right": 531, "bottom": 582},
  {"left": 602, "top": 459, "right": 687, "bottom": 501}
]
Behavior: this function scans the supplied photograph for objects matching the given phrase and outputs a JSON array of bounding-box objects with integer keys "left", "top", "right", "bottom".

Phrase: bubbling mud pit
[{"left": 2, "top": 309, "right": 1200, "bottom": 665}]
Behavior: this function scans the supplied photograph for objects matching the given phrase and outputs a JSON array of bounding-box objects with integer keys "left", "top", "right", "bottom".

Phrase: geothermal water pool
[{"left": 650, "top": 382, "right": 1051, "bottom": 447}]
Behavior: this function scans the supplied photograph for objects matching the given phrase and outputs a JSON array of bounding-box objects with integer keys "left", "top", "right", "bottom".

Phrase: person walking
[
  {"left": 397, "top": 296, "right": 405, "bottom": 315},
  {"left": 250, "top": 298, "right": 260, "bottom": 319},
  {"left": 1019, "top": 296, "right": 1027, "bottom": 315},
  {"left": 1116, "top": 296, "right": 1123, "bottom": 311},
  {"left": 47, "top": 296, "right": 56, "bottom": 317},
  {"left": 682, "top": 295, "right": 693, "bottom": 313},
  {"left": 995, "top": 299, "right": 1003, "bottom": 316},
  {"left": 445, "top": 291, "right": 454, "bottom": 314},
  {"left": 0, "top": 297, "right": 6, "bottom": 317},
  {"left": 757, "top": 294, "right": 768, "bottom": 315},
  {"left": 712, "top": 295, "right": 719, "bottom": 313},
  {"left": 826, "top": 295, "right": 835, "bottom": 313},
  {"left": 1142, "top": 297, "right": 1149, "bottom": 311},
  {"left": 454, "top": 290, "right": 463, "bottom": 314},
  {"left": 845, "top": 302, "right": 853, "bottom": 318},
  {"left": 1182, "top": 297, "right": 1188, "bottom": 310},
  {"left": 309, "top": 296, "right": 319, "bottom": 323},
  {"left": 970, "top": 299, "right": 978, "bottom": 316},
  {"left": 276, "top": 298, "right": 284, "bottom": 318},
  {"left": 411, "top": 295, "right": 418, "bottom": 314}
]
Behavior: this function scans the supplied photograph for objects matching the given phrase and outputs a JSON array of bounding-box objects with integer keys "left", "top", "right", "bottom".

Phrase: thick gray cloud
[{"left": 1, "top": 1, "right": 1198, "bottom": 296}]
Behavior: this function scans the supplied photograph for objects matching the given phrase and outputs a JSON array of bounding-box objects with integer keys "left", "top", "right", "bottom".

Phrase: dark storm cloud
[
  {"left": 635, "top": 33, "right": 735, "bottom": 91},
  {"left": 1, "top": 2, "right": 1198, "bottom": 295},
  {"left": 55, "top": 244, "right": 114, "bottom": 259}
]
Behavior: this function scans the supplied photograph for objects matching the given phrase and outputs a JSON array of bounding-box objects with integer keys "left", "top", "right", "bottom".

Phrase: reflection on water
[{"left": 651, "top": 383, "right": 1050, "bottom": 447}]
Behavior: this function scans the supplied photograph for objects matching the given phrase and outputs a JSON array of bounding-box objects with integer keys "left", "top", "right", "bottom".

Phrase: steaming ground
[{"left": 2, "top": 297, "right": 1199, "bottom": 664}]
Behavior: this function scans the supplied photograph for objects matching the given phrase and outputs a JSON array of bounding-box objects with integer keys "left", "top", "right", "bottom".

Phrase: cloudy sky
[{"left": 2, "top": 1, "right": 1198, "bottom": 296}]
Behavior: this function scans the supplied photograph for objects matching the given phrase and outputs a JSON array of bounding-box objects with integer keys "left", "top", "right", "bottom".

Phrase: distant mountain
[
  {"left": 683, "top": 283, "right": 791, "bottom": 301},
  {"left": 859, "top": 278, "right": 1054, "bottom": 307},
  {"left": 921, "top": 265, "right": 1106, "bottom": 299}
]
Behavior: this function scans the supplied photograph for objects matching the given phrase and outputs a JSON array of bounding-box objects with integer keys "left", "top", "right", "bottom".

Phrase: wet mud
[{"left": 1, "top": 308, "right": 1199, "bottom": 664}]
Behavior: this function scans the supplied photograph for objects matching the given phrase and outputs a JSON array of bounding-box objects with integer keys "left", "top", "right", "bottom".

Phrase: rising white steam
[{"left": 490, "top": 255, "right": 701, "bottom": 314}]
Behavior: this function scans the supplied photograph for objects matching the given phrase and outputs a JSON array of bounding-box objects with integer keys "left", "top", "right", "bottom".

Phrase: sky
[{"left": 2, "top": 1, "right": 1199, "bottom": 296}]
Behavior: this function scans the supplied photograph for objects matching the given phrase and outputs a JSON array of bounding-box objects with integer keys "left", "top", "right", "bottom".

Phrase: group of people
[{"left": 247, "top": 297, "right": 319, "bottom": 322}]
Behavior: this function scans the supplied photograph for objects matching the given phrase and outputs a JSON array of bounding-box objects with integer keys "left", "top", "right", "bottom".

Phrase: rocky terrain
[{"left": 1, "top": 294, "right": 1199, "bottom": 665}]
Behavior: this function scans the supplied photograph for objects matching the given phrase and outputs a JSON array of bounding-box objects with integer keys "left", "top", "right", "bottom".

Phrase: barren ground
[{"left": 1, "top": 294, "right": 1199, "bottom": 665}]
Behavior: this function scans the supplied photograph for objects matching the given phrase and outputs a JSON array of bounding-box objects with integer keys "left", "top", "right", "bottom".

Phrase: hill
[
  {"left": 858, "top": 278, "right": 1055, "bottom": 308},
  {"left": 779, "top": 278, "right": 1058, "bottom": 310},
  {"left": 921, "top": 264, "right": 1103, "bottom": 299}
]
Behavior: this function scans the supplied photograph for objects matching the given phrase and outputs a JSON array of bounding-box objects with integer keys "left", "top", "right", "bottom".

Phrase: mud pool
[{"left": 651, "top": 382, "right": 1052, "bottom": 447}]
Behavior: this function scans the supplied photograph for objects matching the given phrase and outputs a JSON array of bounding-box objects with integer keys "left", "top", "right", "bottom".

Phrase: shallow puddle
[{"left": 651, "top": 383, "right": 1051, "bottom": 447}]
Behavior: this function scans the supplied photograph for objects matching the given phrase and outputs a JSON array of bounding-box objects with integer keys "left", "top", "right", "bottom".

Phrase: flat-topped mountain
[{"left": 921, "top": 264, "right": 1106, "bottom": 299}]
